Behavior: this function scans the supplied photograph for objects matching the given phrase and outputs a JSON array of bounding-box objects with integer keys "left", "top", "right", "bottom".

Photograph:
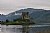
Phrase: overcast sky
[{"left": 0, "top": 0, "right": 50, "bottom": 15}]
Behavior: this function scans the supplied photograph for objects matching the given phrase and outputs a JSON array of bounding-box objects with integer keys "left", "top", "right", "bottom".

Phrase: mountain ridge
[{"left": 0, "top": 8, "right": 50, "bottom": 23}]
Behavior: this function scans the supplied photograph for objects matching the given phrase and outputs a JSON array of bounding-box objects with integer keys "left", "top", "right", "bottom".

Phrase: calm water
[
  {"left": 1, "top": 25, "right": 22, "bottom": 33},
  {"left": 0, "top": 24, "right": 50, "bottom": 33}
]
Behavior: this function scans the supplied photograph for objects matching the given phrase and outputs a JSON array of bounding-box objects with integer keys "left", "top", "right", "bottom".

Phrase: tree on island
[{"left": 6, "top": 19, "right": 9, "bottom": 22}]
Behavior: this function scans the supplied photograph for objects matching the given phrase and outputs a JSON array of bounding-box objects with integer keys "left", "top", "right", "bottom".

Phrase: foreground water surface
[{"left": 0, "top": 24, "right": 50, "bottom": 33}]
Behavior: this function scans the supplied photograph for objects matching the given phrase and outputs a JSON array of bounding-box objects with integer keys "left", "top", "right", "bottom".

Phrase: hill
[{"left": 0, "top": 8, "right": 50, "bottom": 23}]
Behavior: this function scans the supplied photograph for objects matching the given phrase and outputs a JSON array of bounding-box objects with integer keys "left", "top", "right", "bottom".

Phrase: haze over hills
[{"left": 0, "top": 8, "right": 50, "bottom": 23}]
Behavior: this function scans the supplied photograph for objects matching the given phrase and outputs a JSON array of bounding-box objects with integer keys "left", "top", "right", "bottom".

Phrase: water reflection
[
  {"left": 1, "top": 25, "right": 22, "bottom": 33},
  {"left": 1, "top": 25, "right": 50, "bottom": 33}
]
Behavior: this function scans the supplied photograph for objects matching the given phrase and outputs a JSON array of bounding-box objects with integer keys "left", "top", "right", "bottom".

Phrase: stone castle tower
[{"left": 22, "top": 12, "right": 29, "bottom": 20}]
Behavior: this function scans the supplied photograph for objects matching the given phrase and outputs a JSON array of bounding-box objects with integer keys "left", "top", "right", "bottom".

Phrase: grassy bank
[
  {"left": 1, "top": 19, "right": 35, "bottom": 25},
  {"left": 1, "top": 21, "right": 35, "bottom": 25}
]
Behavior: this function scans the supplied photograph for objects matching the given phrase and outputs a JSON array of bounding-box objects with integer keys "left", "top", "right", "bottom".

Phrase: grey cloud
[{"left": 0, "top": 0, "right": 50, "bottom": 15}]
